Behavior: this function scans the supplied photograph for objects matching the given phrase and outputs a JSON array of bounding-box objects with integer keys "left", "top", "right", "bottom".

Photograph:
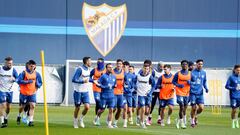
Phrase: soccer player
[
  {"left": 149, "top": 61, "right": 164, "bottom": 124},
  {"left": 72, "top": 57, "right": 92, "bottom": 128},
  {"left": 17, "top": 60, "right": 42, "bottom": 127},
  {"left": 155, "top": 64, "right": 175, "bottom": 126},
  {"left": 112, "top": 59, "right": 124, "bottom": 128},
  {"left": 129, "top": 65, "right": 138, "bottom": 125},
  {"left": 90, "top": 58, "right": 105, "bottom": 122},
  {"left": 189, "top": 59, "right": 208, "bottom": 128},
  {"left": 136, "top": 60, "right": 155, "bottom": 128},
  {"left": 188, "top": 61, "right": 195, "bottom": 72},
  {"left": 94, "top": 63, "right": 116, "bottom": 128},
  {"left": 122, "top": 61, "right": 135, "bottom": 128},
  {"left": 172, "top": 60, "right": 191, "bottom": 129},
  {"left": 0, "top": 57, "right": 18, "bottom": 128}
]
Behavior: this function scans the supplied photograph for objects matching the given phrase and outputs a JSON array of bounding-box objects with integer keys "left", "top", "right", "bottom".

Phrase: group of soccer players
[
  {"left": 0, "top": 57, "right": 42, "bottom": 128},
  {"left": 71, "top": 57, "right": 218, "bottom": 129},
  {"left": 0, "top": 56, "right": 239, "bottom": 129}
]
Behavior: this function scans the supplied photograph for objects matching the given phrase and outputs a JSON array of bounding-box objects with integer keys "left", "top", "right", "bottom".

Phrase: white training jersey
[
  {"left": 72, "top": 66, "right": 91, "bottom": 92},
  {"left": 136, "top": 73, "right": 151, "bottom": 96},
  {"left": 153, "top": 69, "right": 164, "bottom": 92},
  {"left": 0, "top": 66, "right": 14, "bottom": 92}
]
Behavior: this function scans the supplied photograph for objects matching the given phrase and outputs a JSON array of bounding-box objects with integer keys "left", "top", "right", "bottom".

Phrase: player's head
[
  {"left": 163, "top": 64, "right": 171, "bottom": 74},
  {"left": 188, "top": 61, "right": 195, "bottom": 71},
  {"left": 234, "top": 64, "right": 240, "bottom": 75},
  {"left": 181, "top": 60, "right": 188, "bottom": 70},
  {"left": 143, "top": 61, "right": 150, "bottom": 74},
  {"left": 129, "top": 65, "right": 135, "bottom": 74},
  {"left": 4, "top": 56, "right": 13, "bottom": 69},
  {"left": 27, "top": 60, "right": 36, "bottom": 72},
  {"left": 116, "top": 59, "right": 123, "bottom": 70},
  {"left": 196, "top": 59, "right": 204, "bottom": 70},
  {"left": 106, "top": 63, "right": 113, "bottom": 73},
  {"left": 97, "top": 58, "right": 104, "bottom": 69},
  {"left": 123, "top": 61, "right": 130, "bottom": 72},
  {"left": 83, "top": 57, "right": 91, "bottom": 67},
  {"left": 144, "top": 59, "right": 152, "bottom": 67},
  {"left": 157, "top": 61, "right": 164, "bottom": 72}
]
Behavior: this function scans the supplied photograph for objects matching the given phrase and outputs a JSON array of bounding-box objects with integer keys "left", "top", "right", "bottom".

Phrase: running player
[
  {"left": 172, "top": 60, "right": 191, "bottom": 129},
  {"left": 189, "top": 59, "right": 209, "bottom": 128},
  {"left": 94, "top": 63, "right": 116, "bottom": 128},
  {"left": 17, "top": 60, "right": 42, "bottom": 127},
  {"left": 72, "top": 57, "right": 92, "bottom": 128},
  {"left": 225, "top": 64, "right": 240, "bottom": 128},
  {"left": 0, "top": 57, "right": 18, "bottom": 128},
  {"left": 155, "top": 64, "right": 175, "bottom": 126}
]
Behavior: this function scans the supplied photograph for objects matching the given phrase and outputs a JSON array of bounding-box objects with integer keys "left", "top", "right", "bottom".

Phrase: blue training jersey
[
  {"left": 225, "top": 74, "right": 240, "bottom": 99},
  {"left": 98, "top": 73, "right": 116, "bottom": 99},
  {"left": 190, "top": 69, "right": 208, "bottom": 95}
]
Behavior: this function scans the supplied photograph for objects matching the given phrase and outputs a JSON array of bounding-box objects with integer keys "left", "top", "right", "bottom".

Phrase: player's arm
[
  {"left": 155, "top": 76, "right": 162, "bottom": 90},
  {"left": 203, "top": 72, "right": 209, "bottom": 93},
  {"left": 36, "top": 72, "right": 43, "bottom": 88},
  {"left": 147, "top": 76, "right": 155, "bottom": 96},
  {"left": 123, "top": 74, "right": 130, "bottom": 93},
  {"left": 11, "top": 68, "right": 18, "bottom": 82},
  {"left": 17, "top": 71, "right": 32, "bottom": 84},
  {"left": 172, "top": 72, "right": 183, "bottom": 88},
  {"left": 97, "top": 75, "right": 110, "bottom": 89},
  {"left": 72, "top": 68, "right": 84, "bottom": 84},
  {"left": 225, "top": 76, "right": 235, "bottom": 91}
]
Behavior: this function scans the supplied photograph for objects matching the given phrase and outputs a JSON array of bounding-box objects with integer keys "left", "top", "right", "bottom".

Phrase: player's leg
[
  {"left": 145, "top": 96, "right": 152, "bottom": 125},
  {"left": 159, "top": 99, "right": 166, "bottom": 126},
  {"left": 166, "top": 99, "right": 174, "bottom": 125},
  {"left": 183, "top": 96, "right": 189, "bottom": 125},
  {"left": 195, "top": 95, "right": 204, "bottom": 125},
  {"left": 0, "top": 92, "right": 7, "bottom": 128},
  {"left": 94, "top": 97, "right": 107, "bottom": 126},
  {"left": 73, "top": 91, "right": 81, "bottom": 128},
  {"left": 190, "top": 93, "right": 197, "bottom": 127},
  {"left": 176, "top": 96, "right": 186, "bottom": 129},
  {"left": 113, "top": 95, "right": 123, "bottom": 128},
  {"left": 94, "top": 92, "right": 101, "bottom": 115},
  {"left": 108, "top": 107, "right": 114, "bottom": 128},
  {"left": 149, "top": 92, "right": 158, "bottom": 123},
  {"left": 123, "top": 96, "right": 128, "bottom": 128},
  {"left": 127, "top": 96, "right": 133, "bottom": 125},
  {"left": 79, "top": 92, "right": 90, "bottom": 128},
  {"left": 17, "top": 93, "right": 27, "bottom": 125},
  {"left": 27, "top": 94, "right": 37, "bottom": 127},
  {"left": 231, "top": 107, "right": 237, "bottom": 128},
  {"left": 4, "top": 91, "right": 13, "bottom": 126}
]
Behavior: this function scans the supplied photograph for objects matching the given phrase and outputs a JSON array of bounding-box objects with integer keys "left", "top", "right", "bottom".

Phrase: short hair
[
  {"left": 181, "top": 60, "right": 188, "bottom": 65},
  {"left": 144, "top": 59, "right": 152, "bottom": 66},
  {"left": 188, "top": 61, "right": 194, "bottom": 66},
  {"left": 196, "top": 59, "right": 204, "bottom": 63},
  {"left": 5, "top": 56, "right": 13, "bottom": 61},
  {"left": 129, "top": 65, "right": 134, "bottom": 69},
  {"left": 28, "top": 60, "right": 36, "bottom": 65},
  {"left": 97, "top": 58, "right": 104, "bottom": 62},
  {"left": 116, "top": 59, "right": 123, "bottom": 63},
  {"left": 105, "top": 63, "right": 112, "bottom": 68},
  {"left": 83, "top": 57, "right": 91, "bottom": 64},
  {"left": 164, "top": 64, "right": 172, "bottom": 69},
  {"left": 123, "top": 61, "right": 130, "bottom": 66},
  {"left": 234, "top": 64, "right": 240, "bottom": 70}
]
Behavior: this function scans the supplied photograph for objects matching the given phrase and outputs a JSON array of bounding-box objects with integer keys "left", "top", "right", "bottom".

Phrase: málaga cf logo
[{"left": 82, "top": 3, "right": 127, "bottom": 56}]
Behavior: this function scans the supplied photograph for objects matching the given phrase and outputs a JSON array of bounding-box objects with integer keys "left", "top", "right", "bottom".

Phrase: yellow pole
[{"left": 40, "top": 50, "right": 49, "bottom": 135}]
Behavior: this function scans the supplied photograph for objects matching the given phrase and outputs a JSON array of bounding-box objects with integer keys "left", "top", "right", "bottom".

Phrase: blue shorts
[
  {"left": 123, "top": 95, "right": 133, "bottom": 107},
  {"left": 138, "top": 96, "right": 151, "bottom": 107},
  {"left": 0, "top": 91, "right": 13, "bottom": 104},
  {"left": 230, "top": 98, "right": 240, "bottom": 109},
  {"left": 176, "top": 95, "right": 189, "bottom": 106},
  {"left": 132, "top": 94, "right": 137, "bottom": 108},
  {"left": 73, "top": 91, "right": 90, "bottom": 107},
  {"left": 114, "top": 95, "right": 124, "bottom": 108},
  {"left": 189, "top": 94, "right": 204, "bottom": 105},
  {"left": 93, "top": 92, "right": 101, "bottom": 103},
  {"left": 160, "top": 98, "right": 174, "bottom": 108},
  {"left": 19, "top": 93, "right": 36, "bottom": 104},
  {"left": 101, "top": 97, "right": 115, "bottom": 109}
]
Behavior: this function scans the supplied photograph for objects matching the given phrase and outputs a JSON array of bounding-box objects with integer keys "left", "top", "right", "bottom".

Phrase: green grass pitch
[{"left": 0, "top": 105, "right": 239, "bottom": 135}]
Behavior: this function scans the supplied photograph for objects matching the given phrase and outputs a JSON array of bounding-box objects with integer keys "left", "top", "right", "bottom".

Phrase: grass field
[{"left": 0, "top": 105, "right": 239, "bottom": 135}]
